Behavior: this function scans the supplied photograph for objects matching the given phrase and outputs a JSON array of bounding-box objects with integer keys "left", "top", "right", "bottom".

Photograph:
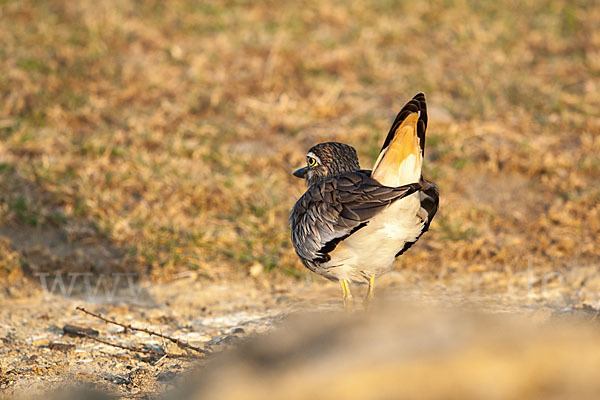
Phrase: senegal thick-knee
[{"left": 289, "top": 93, "right": 439, "bottom": 307}]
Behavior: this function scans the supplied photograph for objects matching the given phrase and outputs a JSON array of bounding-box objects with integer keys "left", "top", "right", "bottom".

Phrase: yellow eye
[{"left": 307, "top": 156, "right": 318, "bottom": 167}]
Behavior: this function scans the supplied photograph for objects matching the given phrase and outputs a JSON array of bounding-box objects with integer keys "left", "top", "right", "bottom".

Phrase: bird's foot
[
  {"left": 340, "top": 279, "right": 354, "bottom": 311},
  {"left": 343, "top": 294, "right": 354, "bottom": 311},
  {"left": 363, "top": 275, "right": 375, "bottom": 309}
]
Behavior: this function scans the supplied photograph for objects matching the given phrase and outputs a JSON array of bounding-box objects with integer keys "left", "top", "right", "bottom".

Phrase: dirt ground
[
  {"left": 0, "top": 275, "right": 303, "bottom": 398},
  {"left": 1, "top": 0, "right": 600, "bottom": 398},
  {"left": 3, "top": 268, "right": 600, "bottom": 398}
]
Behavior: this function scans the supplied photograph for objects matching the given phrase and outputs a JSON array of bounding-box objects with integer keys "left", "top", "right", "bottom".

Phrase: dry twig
[
  {"left": 76, "top": 306, "right": 207, "bottom": 355},
  {"left": 76, "top": 330, "right": 202, "bottom": 360}
]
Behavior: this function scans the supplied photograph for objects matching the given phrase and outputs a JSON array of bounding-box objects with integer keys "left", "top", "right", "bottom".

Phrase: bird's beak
[{"left": 293, "top": 166, "right": 308, "bottom": 179}]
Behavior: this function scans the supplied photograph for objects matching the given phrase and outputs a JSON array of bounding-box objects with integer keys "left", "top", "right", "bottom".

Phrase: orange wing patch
[{"left": 372, "top": 112, "right": 422, "bottom": 187}]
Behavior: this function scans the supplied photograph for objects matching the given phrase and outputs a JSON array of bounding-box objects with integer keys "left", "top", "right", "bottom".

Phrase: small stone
[
  {"left": 63, "top": 325, "right": 99, "bottom": 338},
  {"left": 249, "top": 262, "right": 264, "bottom": 277},
  {"left": 170, "top": 45, "right": 183, "bottom": 60},
  {"left": 49, "top": 342, "right": 75, "bottom": 352},
  {"left": 157, "top": 371, "right": 177, "bottom": 382}
]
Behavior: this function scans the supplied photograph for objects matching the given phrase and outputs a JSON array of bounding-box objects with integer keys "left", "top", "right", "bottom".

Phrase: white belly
[{"left": 323, "top": 193, "right": 424, "bottom": 282}]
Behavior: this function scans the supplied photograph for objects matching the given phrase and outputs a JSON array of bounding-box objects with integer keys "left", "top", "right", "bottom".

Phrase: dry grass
[{"left": 0, "top": 0, "right": 599, "bottom": 285}]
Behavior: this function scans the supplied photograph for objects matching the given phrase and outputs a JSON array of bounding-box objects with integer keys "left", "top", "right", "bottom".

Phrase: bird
[{"left": 289, "top": 92, "right": 439, "bottom": 308}]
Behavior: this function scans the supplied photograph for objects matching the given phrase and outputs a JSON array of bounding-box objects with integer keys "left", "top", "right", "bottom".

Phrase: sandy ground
[{"left": 2, "top": 268, "right": 600, "bottom": 399}]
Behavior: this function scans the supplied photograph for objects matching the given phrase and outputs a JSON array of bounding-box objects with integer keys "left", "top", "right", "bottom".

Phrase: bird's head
[{"left": 293, "top": 142, "right": 360, "bottom": 186}]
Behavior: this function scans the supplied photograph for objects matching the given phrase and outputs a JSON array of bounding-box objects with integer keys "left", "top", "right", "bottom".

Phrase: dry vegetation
[
  {"left": 1, "top": 0, "right": 599, "bottom": 284},
  {"left": 1, "top": 0, "right": 600, "bottom": 397}
]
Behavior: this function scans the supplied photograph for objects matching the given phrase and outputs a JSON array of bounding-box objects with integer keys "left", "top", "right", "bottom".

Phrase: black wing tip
[
  {"left": 413, "top": 92, "right": 428, "bottom": 127},
  {"left": 381, "top": 92, "right": 429, "bottom": 153},
  {"left": 409, "top": 92, "right": 428, "bottom": 132},
  {"left": 403, "top": 92, "right": 427, "bottom": 114},
  {"left": 413, "top": 92, "right": 426, "bottom": 101}
]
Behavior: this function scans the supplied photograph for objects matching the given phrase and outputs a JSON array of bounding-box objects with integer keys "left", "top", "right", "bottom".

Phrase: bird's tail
[{"left": 371, "top": 93, "right": 427, "bottom": 188}]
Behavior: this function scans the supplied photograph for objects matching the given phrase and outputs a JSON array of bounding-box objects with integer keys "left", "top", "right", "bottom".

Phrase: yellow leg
[
  {"left": 340, "top": 279, "right": 347, "bottom": 298},
  {"left": 364, "top": 275, "right": 375, "bottom": 307},
  {"left": 339, "top": 279, "right": 353, "bottom": 310}
]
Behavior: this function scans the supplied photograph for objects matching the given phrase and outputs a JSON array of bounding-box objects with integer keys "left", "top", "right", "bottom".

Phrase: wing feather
[
  {"left": 290, "top": 171, "right": 420, "bottom": 264},
  {"left": 394, "top": 179, "right": 439, "bottom": 257}
]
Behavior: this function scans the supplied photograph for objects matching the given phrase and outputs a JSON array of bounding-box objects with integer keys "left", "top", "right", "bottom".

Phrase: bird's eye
[{"left": 307, "top": 156, "right": 318, "bottom": 167}]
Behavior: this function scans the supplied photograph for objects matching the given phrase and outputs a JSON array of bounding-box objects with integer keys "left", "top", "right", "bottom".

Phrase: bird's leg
[
  {"left": 364, "top": 274, "right": 375, "bottom": 307},
  {"left": 339, "top": 279, "right": 353, "bottom": 310}
]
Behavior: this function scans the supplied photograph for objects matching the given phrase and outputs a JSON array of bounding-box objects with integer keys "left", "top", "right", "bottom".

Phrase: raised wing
[
  {"left": 290, "top": 171, "right": 421, "bottom": 264},
  {"left": 372, "top": 93, "right": 428, "bottom": 187},
  {"left": 379, "top": 92, "right": 427, "bottom": 157}
]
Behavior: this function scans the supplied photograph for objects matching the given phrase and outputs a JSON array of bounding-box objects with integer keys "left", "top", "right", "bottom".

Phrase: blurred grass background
[{"left": 0, "top": 0, "right": 598, "bottom": 284}]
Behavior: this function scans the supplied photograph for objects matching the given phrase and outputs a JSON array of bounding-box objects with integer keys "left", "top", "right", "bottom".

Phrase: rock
[
  {"left": 48, "top": 342, "right": 76, "bottom": 352},
  {"left": 63, "top": 325, "right": 99, "bottom": 338}
]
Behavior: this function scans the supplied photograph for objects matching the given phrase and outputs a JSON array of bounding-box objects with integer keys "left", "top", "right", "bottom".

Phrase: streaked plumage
[{"left": 289, "top": 93, "right": 439, "bottom": 301}]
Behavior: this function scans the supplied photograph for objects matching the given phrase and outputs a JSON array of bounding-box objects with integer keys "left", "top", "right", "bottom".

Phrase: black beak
[{"left": 293, "top": 166, "right": 308, "bottom": 178}]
